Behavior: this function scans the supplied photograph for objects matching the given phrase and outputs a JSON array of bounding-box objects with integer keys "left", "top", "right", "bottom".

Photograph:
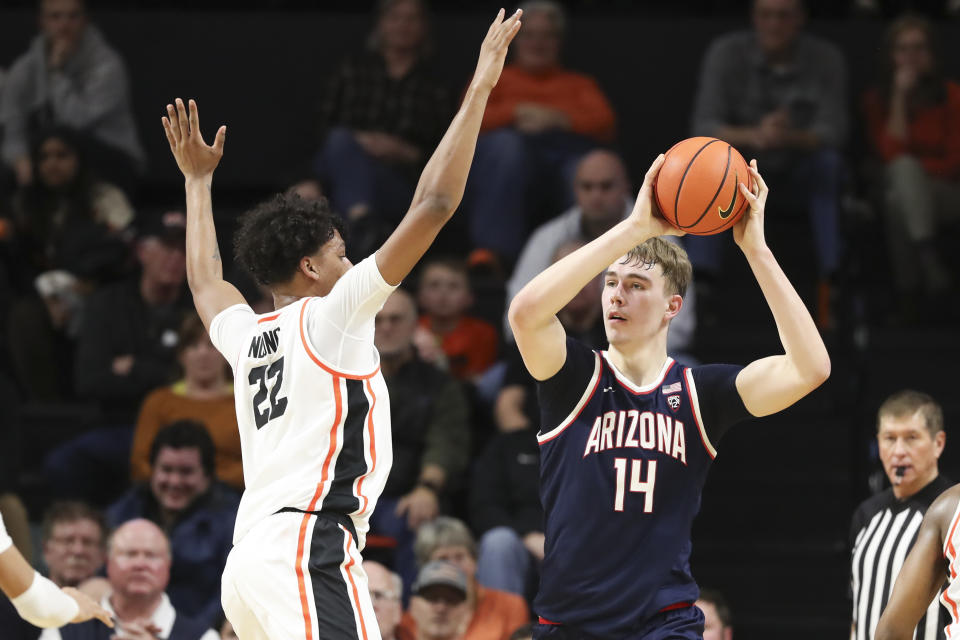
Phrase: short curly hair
[{"left": 233, "top": 193, "right": 344, "bottom": 286}]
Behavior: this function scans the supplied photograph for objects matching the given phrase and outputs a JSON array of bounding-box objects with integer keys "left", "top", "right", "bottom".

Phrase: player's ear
[
  {"left": 665, "top": 293, "right": 683, "bottom": 320},
  {"left": 299, "top": 256, "right": 320, "bottom": 281},
  {"left": 935, "top": 429, "right": 946, "bottom": 458}
]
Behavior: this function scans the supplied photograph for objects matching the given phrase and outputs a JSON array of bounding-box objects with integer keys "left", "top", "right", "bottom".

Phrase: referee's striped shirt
[{"left": 850, "top": 475, "right": 952, "bottom": 640}]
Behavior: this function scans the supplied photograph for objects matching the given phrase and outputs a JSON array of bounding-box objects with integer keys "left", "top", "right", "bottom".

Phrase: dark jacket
[{"left": 470, "top": 428, "right": 543, "bottom": 536}]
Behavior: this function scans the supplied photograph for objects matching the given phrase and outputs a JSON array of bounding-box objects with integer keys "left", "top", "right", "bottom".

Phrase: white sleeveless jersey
[
  {"left": 209, "top": 256, "right": 395, "bottom": 548},
  {"left": 943, "top": 498, "right": 960, "bottom": 637}
]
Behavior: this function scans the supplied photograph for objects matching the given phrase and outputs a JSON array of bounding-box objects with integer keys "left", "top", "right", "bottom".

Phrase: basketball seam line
[{"left": 673, "top": 138, "right": 719, "bottom": 228}]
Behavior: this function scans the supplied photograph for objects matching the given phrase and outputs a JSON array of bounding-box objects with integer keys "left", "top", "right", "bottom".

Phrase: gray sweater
[{"left": 0, "top": 26, "right": 145, "bottom": 169}]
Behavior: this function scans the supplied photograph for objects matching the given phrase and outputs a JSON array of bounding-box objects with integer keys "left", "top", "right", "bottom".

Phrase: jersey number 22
[{"left": 249, "top": 357, "right": 288, "bottom": 429}]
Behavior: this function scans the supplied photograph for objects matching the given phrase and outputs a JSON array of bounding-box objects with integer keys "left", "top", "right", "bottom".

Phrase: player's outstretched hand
[
  {"left": 628, "top": 154, "right": 685, "bottom": 239},
  {"left": 162, "top": 98, "right": 226, "bottom": 181},
  {"left": 471, "top": 8, "right": 523, "bottom": 92},
  {"left": 733, "top": 159, "right": 768, "bottom": 253},
  {"left": 62, "top": 587, "right": 113, "bottom": 628}
]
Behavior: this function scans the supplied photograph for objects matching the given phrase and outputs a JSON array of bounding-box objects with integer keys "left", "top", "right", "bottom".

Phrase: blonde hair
[{"left": 621, "top": 237, "right": 692, "bottom": 298}]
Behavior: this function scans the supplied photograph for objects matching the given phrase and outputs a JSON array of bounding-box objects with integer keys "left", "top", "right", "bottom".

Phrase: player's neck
[{"left": 606, "top": 339, "right": 669, "bottom": 387}]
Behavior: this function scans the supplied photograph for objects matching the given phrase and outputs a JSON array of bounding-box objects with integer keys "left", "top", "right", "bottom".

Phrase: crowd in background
[{"left": 0, "top": 0, "right": 958, "bottom": 637}]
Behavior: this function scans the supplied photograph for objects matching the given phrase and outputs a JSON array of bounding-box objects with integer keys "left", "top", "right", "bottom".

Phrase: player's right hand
[
  {"left": 162, "top": 98, "right": 226, "bottom": 181},
  {"left": 471, "top": 8, "right": 523, "bottom": 92},
  {"left": 63, "top": 587, "right": 113, "bottom": 628},
  {"left": 628, "top": 154, "right": 685, "bottom": 240}
]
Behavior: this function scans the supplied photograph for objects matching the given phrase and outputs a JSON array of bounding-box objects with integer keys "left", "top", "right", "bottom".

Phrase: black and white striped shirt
[{"left": 850, "top": 475, "right": 952, "bottom": 640}]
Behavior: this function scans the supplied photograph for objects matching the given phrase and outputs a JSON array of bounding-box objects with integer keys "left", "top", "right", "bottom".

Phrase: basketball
[{"left": 654, "top": 137, "right": 753, "bottom": 236}]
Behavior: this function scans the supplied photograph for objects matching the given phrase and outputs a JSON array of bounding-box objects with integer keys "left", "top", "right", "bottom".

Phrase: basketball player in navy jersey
[{"left": 508, "top": 155, "right": 831, "bottom": 638}]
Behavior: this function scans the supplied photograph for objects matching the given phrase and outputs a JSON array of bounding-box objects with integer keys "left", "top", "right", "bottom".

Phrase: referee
[{"left": 850, "top": 390, "right": 951, "bottom": 640}]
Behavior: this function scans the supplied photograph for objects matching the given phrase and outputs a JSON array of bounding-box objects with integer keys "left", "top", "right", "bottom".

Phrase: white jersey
[
  {"left": 942, "top": 499, "right": 960, "bottom": 637},
  {"left": 209, "top": 255, "right": 396, "bottom": 548}
]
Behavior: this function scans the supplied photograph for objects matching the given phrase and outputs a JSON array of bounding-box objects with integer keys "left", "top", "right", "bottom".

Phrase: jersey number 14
[
  {"left": 249, "top": 357, "right": 288, "bottom": 429},
  {"left": 613, "top": 458, "right": 656, "bottom": 513}
]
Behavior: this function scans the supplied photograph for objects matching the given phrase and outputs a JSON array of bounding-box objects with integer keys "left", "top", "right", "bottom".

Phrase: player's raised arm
[
  {"left": 162, "top": 98, "right": 247, "bottom": 330},
  {"left": 731, "top": 160, "right": 831, "bottom": 416},
  {"left": 509, "top": 155, "right": 681, "bottom": 380},
  {"left": 374, "top": 8, "right": 522, "bottom": 286},
  {"left": 875, "top": 489, "right": 956, "bottom": 640}
]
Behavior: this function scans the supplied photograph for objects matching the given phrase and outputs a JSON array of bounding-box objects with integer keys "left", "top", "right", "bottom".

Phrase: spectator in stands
[
  {"left": 863, "top": 14, "right": 960, "bottom": 316},
  {"left": 417, "top": 258, "right": 498, "bottom": 381},
  {"left": 690, "top": 0, "right": 847, "bottom": 327},
  {"left": 5, "top": 127, "right": 132, "bottom": 403},
  {"left": 371, "top": 289, "right": 470, "bottom": 595},
  {"left": 0, "top": 501, "right": 107, "bottom": 640},
  {"left": 7, "top": 127, "right": 132, "bottom": 286},
  {"left": 465, "top": 0, "right": 616, "bottom": 260},
  {"left": 364, "top": 561, "right": 407, "bottom": 640},
  {"left": 40, "top": 519, "right": 219, "bottom": 640},
  {"left": 850, "top": 390, "right": 950, "bottom": 639},
  {"left": 42, "top": 502, "right": 107, "bottom": 590},
  {"left": 315, "top": 0, "right": 452, "bottom": 253},
  {"left": 0, "top": 0, "right": 145, "bottom": 192},
  {"left": 107, "top": 420, "right": 239, "bottom": 628},
  {"left": 697, "top": 588, "right": 734, "bottom": 640},
  {"left": 43, "top": 209, "right": 189, "bottom": 504},
  {"left": 408, "top": 561, "right": 471, "bottom": 640},
  {"left": 470, "top": 414, "right": 542, "bottom": 598},
  {"left": 401, "top": 517, "right": 529, "bottom": 640},
  {"left": 505, "top": 150, "right": 695, "bottom": 352},
  {"left": 130, "top": 313, "right": 241, "bottom": 490}
]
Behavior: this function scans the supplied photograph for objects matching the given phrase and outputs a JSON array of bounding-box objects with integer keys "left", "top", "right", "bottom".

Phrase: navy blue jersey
[{"left": 534, "top": 338, "right": 749, "bottom": 637}]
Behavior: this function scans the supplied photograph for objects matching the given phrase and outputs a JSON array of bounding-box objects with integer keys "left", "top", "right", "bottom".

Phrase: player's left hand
[
  {"left": 162, "top": 98, "right": 226, "bottom": 181},
  {"left": 395, "top": 486, "right": 439, "bottom": 530},
  {"left": 627, "top": 154, "right": 685, "bottom": 240},
  {"left": 733, "top": 159, "right": 769, "bottom": 253}
]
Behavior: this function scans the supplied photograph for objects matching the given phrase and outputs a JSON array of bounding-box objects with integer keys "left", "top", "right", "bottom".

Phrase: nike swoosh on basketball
[{"left": 717, "top": 172, "right": 738, "bottom": 219}]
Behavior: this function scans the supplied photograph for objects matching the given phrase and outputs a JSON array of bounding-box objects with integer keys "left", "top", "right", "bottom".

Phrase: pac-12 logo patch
[{"left": 667, "top": 395, "right": 681, "bottom": 412}]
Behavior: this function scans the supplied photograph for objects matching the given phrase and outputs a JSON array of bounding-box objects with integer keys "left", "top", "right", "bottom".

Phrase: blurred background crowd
[{"left": 0, "top": 0, "right": 958, "bottom": 637}]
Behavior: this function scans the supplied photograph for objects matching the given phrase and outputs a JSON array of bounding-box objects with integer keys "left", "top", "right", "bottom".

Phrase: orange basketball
[{"left": 654, "top": 137, "right": 753, "bottom": 236}]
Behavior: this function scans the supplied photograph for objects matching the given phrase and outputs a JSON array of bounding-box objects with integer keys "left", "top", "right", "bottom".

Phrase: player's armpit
[
  {"left": 191, "top": 280, "right": 248, "bottom": 332},
  {"left": 734, "top": 354, "right": 827, "bottom": 417},
  {"left": 875, "top": 505, "right": 949, "bottom": 640},
  {"left": 511, "top": 315, "right": 568, "bottom": 381}
]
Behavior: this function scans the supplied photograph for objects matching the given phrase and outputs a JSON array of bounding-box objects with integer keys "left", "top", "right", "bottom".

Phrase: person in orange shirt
[
  {"left": 400, "top": 517, "right": 529, "bottom": 640},
  {"left": 863, "top": 14, "right": 960, "bottom": 316},
  {"left": 464, "top": 0, "right": 616, "bottom": 261},
  {"left": 129, "top": 313, "right": 242, "bottom": 490},
  {"left": 417, "top": 258, "right": 498, "bottom": 381}
]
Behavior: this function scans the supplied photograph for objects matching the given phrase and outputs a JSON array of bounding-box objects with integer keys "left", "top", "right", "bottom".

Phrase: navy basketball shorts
[
  {"left": 533, "top": 604, "right": 705, "bottom": 640},
  {"left": 222, "top": 510, "right": 379, "bottom": 640}
]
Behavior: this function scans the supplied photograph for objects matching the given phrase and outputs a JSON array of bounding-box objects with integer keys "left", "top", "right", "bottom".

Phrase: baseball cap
[
  {"left": 137, "top": 210, "right": 186, "bottom": 246},
  {"left": 412, "top": 561, "right": 468, "bottom": 600}
]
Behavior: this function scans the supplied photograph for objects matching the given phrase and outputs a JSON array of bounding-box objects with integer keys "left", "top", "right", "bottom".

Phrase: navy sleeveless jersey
[{"left": 534, "top": 338, "right": 749, "bottom": 637}]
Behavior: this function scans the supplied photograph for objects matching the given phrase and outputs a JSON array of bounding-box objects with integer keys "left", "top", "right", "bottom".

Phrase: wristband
[{"left": 11, "top": 571, "right": 80, "bottom": 628}]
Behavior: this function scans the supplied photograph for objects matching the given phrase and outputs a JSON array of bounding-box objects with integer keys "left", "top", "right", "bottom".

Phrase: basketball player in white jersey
[
  {"left": 160, "top": 9, "right": 522, "bottom": 640},
  {"left": 875, "top": 483, "right": 960, "bottom": 639},
  {"left": 0, "top": 512, "right": 112, "bottom": 629}
]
